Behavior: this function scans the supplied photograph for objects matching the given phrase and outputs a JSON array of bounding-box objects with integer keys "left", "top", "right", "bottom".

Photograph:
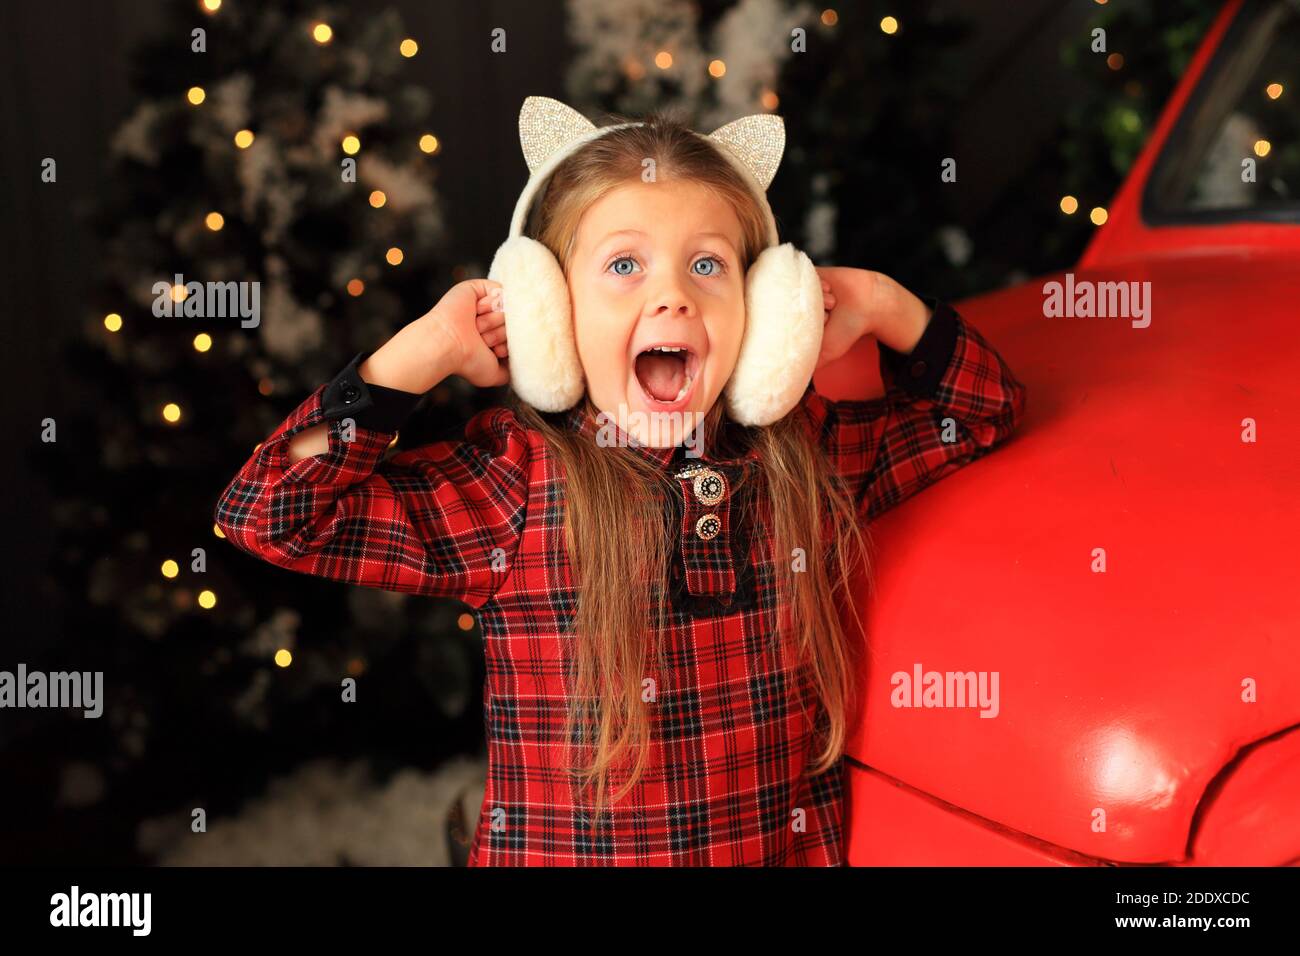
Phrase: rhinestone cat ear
[
  {"left": 518, "top": 96, "right": 598, "bottom": 174},
  {"left": 707, "top": 114, "right": 785, "bottom": 190}
]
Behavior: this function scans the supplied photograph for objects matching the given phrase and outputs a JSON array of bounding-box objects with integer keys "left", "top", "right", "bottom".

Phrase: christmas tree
[{"left": 33, "top": 0, "right": 490, "bottom": 865}]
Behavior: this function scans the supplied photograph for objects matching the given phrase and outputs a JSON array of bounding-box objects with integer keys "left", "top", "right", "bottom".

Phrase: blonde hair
[{"left": 506, "top": 110, "right": 874, "bottom": 828}]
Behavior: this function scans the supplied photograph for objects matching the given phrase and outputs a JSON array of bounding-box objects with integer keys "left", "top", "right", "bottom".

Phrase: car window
[{"left": 1144, "top": 0, "right": 1300, "bottom": 223}]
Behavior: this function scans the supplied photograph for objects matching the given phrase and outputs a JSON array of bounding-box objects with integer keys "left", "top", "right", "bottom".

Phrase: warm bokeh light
[
  {"left": 275, "top": 649, "right": 292, "bottom": 667},
  {"left": 760, "top": 89, "right": 779, "bottom": 110},
  {"left": 368, "top": 190, "right": 387, "bottom": 208},
  {"left": 187, "top": 86, "right": 206, "bottom": 106},
  {"left": 213, "top": 523, "right": 225, "bottom": 539},
  {"left": 171, "top": 284, "right": 187, "bottom": 303},
  {"left": 623, "top": 56, "right": 645, "bottom": 81},
  {"left": 161, "top": 559, "right": 179, "bottom": 578},
  {"left": 458, "top": 613, "right": 475, "bottom": 631},
  {"left": 880, "top": 16, "right": 899, "bottom": 34},
  {"left": 1254, "top": 139, "right": 1272, "bottom": 157},
  {"left": 202, "top": 0, "right": 221, "bottom": 12},
  {"left": 103, "top": 313, "right": 122, "bottom": 332},
  {"left": 1265, "top": 82, "right": 1283, "bottom": 100},
  {"left": 162, "top": 402, "right": 182, "bottom": 423},
  {"left": 708, "top": 59, "right": 726, "bottom": 78},
  {"left": 258, "top": 378, "right": 274, "bottom": 396},
  {"left": 821, "top": 9, "right": 838, "bottom": 26},
  {"left": 1059, "top": 195, "right": 1079, "bottom": 215},
  {"left": 193, "top": 333, "right": 212, "bottom": 352},
  {"left": 205, "top": 211, "right": 224, "bottom": 231},
  {"left": 346, "top": 278, "right": 365, "bottom": 297},
  {"left": 386, "top": 247, "right": 404, "bottom": 266},
  {"left": 419, "top": 133, "right": 440, "bottom": 154},
  {"left": 1107, "top": 53, "right": 1124, "bottom": 71},
  {"left": 400, "top": 38, "right": 418, "bottom": 57},
  {"left": 198, "top": 589, "right": 217, "bottom": 609},
  {"left": 655, "top": 50, "right": 673, "bottom": 69},
  {"left": 234, "top": 129, "right": 255, "bottom": 149},
  {"left": 1089, "top": 206, "right": 1108, "bottom": 225},
  {"left": 342, "top": 134, "right": 361, "bottom": 155},
  {"left": 312, "top": 23, "right": 333, "bottom": 44}
]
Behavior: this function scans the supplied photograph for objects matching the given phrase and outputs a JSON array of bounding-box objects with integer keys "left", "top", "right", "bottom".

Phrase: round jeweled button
[
  {"left": 693, "top": 469, "right": 726, "bottom": 506},
  {"left": 695, "top": 513, "right": 721, "bottom": 540}
]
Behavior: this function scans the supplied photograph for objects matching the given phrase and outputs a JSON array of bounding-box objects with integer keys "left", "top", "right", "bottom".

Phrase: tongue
[{"left": 635, "top": 352, "right": 687, "bottom": 402}]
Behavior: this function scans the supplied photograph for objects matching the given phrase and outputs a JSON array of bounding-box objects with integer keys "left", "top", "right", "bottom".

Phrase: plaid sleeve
[
  {"left": 212, "top": 381, "right": 531, "bottom": 607},
  {"left": 805, "top": 298, "right": 1027, "bottom": 522}
]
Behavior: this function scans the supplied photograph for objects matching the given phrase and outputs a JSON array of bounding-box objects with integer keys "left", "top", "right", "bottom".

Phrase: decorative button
[
  {"left": 340, "top": 381, "right": 361, "bottom": 403},
  {"left": 909, "top": 360, "right": 928, "bottom": 378},
  {"left": 692, "top": 469, "right": 726, "bottom": 506},
  {"left": 695, "top": 513, "right": 721, "bottom": 540}
]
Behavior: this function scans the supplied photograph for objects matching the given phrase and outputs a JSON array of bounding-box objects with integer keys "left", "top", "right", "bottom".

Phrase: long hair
[{"left": 505, "top": 110, "right": 874, "bottom": 827}]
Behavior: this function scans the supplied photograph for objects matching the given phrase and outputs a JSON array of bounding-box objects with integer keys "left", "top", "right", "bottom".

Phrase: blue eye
[
  {"left": 692, "top": 256, "right": 725, "bottom": 277},
  {"left": 608, "top": 255, "right": 640, "bottom": 276}
]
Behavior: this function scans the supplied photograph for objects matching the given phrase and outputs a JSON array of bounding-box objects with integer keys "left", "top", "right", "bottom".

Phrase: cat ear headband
[{"left": 487, "top": 95, "right": 823, "bottom": 427}]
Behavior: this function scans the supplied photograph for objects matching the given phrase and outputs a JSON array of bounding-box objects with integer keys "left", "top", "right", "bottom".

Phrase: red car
[{"left": 814, "top": 0, "right": 1300, "bottom": 866}]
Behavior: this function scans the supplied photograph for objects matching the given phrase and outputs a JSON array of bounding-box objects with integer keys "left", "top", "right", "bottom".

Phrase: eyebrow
[{"left": 596, "top": 228, "right": 738, "bottom": 252}]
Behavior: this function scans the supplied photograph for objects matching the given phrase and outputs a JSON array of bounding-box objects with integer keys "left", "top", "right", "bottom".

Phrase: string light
[
  {"left": 171, "top": 284, "right": 187, "bottom": 303},
  {"left": 655, "top": 51, "right": 673, "bottom": 69},
  {"left": 458, "top": 613, "right": 475, "bottom": 631},
  {"left": 821, "top": 9, "right": 838, "bottom": 26},
  {"left": 205, "top": 211, "right": 224, "bottom": 231},
  {"left": 1107, "top": 53, "right": 1124, "bottom": 71},
  {"left": 103, "top": 313, "right": 122, "bottom": 332},
  {"left": 213, "top": 523, "right": 225, "bottom": 539},
  {"left": 1059, "top": 195, "right": 1079, "bottom": 214},
  {"left": 161, "top": 559, "right": 179, "bottom": 578},
  {"left": 187, "top": 86, "right": 206, "bottom": 106},
  {"left": 419, "top": 133, "right": 439, "bottom": 154},
  {"left": 193, "top": 333, "right": 212, "bottom": 352},
  {"left": 880, "top": 16, "right": 899, "bottom": 34},
  {"left": 275, "top": 649, "right": 292, "bottom": 667},
  {"left": 708, "top": 59, "right": 726, "bottom": 78},
  {"left": 201, "top": 0, "right": 221, "bottom": 11},
  {"left": 400, "top": 38, "right": 418, "bottom": 57},
  {"left": 341, "top": 134, "right": 361, "bottom": 155},
  {"left": 1089, "top": 206, "right": 1108, "bottom": 225},
  {"left": 162, "top": 402, "right": 182, "bottom": 423},
  {"left": 760, "top": 89, "right": 779, "bottom": 110},
  {"left": 369, "top": 190, "right": 387, "bottom": 208},
  {"left": 258, "top": 378, "right": 274, "bottom": 396},
  {"left": 1254, "top": 139, "right": 1271, "bottom": 157},
  {"left": 198, "top": 589, "right": 217, "bottom": 609},
  {"left": 386, "top": 247, "right": 404, "bottom": 265},
  {"left": 1265, "top": 83, "right": 1283, "bottom": 100},
  {"left": 312, "top": 23, "right": 333, "bottom": 44},
  {"left": 623, "top": 56, "right": 645, "bottom": 81},
  {"left": 234, "top": 129, "right": 255, "bottom": 148},
  {"left": 347, "top": 278, "right": 365, "bottom": 296}
]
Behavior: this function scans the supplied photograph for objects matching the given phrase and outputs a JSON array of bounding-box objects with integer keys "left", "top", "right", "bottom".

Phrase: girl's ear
[
  {"left": 705, "top": 114, "right": 785, "bottom": 190},
  {"left": 518, "top": 96, "right": 597, "bottom": 174}
]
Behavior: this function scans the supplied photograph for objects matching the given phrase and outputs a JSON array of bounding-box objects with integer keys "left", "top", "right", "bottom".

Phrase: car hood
[{"left": 841, "top": 250, "right": 1300, "bottom": 862}]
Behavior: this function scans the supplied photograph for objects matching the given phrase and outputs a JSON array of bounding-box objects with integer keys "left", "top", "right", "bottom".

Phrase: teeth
[
  {"left": 672, "top": 371, "right": 694, "bottom": 402},
  {"left": 649, "top": 345, "right": 684, "bottom": 353}
]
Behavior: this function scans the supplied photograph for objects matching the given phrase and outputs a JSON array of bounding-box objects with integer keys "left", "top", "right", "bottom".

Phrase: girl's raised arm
[
  {"left": 809, "top": 296, "right": 1028, "bottom": 522},
  {"left": 212, "top": 280, "right": 530, "bottom": 606}
]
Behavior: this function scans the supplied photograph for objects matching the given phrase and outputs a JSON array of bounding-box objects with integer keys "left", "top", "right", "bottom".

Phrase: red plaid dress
[{"left": 214, "top": 298, "right": 1026, "bottom": 865}]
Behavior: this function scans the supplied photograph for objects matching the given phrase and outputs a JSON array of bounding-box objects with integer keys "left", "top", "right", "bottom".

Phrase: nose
[{"left": 645, "top": 273, "right": 697, "bottom": 319}]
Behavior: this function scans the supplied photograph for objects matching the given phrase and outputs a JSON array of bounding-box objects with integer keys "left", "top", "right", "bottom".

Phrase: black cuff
[
  {"left": 321, "top": 351, "right": 426, "bottom": 433},
  {"left": 878, "top": 295, "right": 959, "bottom": 397}
]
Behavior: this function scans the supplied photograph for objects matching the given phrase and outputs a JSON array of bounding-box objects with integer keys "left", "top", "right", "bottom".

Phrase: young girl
[{"left": 214, "top": 104, "right": 1027, "bottom": 867}]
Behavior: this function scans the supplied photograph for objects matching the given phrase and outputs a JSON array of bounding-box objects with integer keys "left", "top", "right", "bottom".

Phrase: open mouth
[{"left": 633, "top": 344, "right": 700, "bottom": 406}]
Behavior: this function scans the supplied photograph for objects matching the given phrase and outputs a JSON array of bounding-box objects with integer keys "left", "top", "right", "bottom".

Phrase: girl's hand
[
  {"left": 425, "top": 278, "right": 510, "bottom": 389},
  {"left": 814, "top": 267, "right": 932, "bottom": 368}
]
